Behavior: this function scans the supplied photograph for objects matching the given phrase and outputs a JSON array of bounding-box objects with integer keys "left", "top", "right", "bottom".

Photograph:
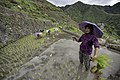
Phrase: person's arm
[
  {"left": 93, "top": 47, "right": 99, "bottom": 58},
  {"left": 72, "top": 36, "right": 82, "bottom": 42},
  {"left": 72, "top": 36, "right": 79, "bottom": 42},
  {"left": 92, "top": 37, "right": 100, "bottom": 59}
]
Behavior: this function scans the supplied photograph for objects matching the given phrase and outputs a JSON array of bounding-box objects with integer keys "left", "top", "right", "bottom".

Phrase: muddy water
[{"left": 6, "top": 39, "right": 120, "bottom": 80}]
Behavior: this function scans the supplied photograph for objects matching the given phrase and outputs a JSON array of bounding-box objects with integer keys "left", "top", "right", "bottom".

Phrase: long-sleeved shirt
[{"left": 78, "top": 33, "right": 99, "bottom": 55}]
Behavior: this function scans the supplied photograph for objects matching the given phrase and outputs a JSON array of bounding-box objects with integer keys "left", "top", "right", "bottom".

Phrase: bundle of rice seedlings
[
  {"left": 95, "top": 54, "right": 110, "bottom": 69},
  {"left": 91, "top": 54, "right": 111, "bottom": 74}
]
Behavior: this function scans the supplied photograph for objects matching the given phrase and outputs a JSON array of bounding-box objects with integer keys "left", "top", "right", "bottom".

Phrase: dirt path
[{"left": 6, "top": 39, "right": 120, "bottom": 80}]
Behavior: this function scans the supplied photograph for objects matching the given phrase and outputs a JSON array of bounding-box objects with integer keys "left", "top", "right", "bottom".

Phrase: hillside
[
  {"left": 0, "top": 0, "right": 77, "bottom": 48},
  {"left": 61, "top": 1, "right": 120, "bottom": 36},
  {"left": 96, "top": 2, "right": 120, "bottom": 14}
]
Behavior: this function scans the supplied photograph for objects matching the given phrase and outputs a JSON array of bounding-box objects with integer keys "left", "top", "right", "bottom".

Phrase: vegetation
[
  {"left": 91, "top": 54, "right": 111, "bottom": 74},
  {"left": 0, "top": 0, "right": 119, "bottom": 79},
  {"left": 96, "top": 2, "right": 120, "bottom": 14},
  {"left": 64, "top": 25, "right": 82, "bottom": 35},
  {"left": 95, "top": 54, "right": 110, "bottom": 69},
  {"left": 0, "top": 0, "right": 75, "bottom": 23},
  {"left": 0, "top": 0, "right": 77, "bottom": 78},
  {"left": 0, "top": 27, "right": 62, "bottom": 79},
  {"left": 62, "top": 1, "right": 120, "bottom": 36},
  {"left": 0, "top": 0, "right": 77, "bottom": 48}
]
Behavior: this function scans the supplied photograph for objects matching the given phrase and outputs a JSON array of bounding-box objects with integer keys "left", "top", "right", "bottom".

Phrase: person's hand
[
  {"left": 93, "top": 55, "right": 97, "bottom": 61},
  {"left": 90, "top": 57, "right": 95, "bottom": 62},
  {"left": 93, "top": 55, "right": 97, "bottom": 58},
  {"left": 72, "top": 36, "right": 77, "bottom": 41},
  {"left": 91, "top": 55, "right": 97, "bottom": 62}
]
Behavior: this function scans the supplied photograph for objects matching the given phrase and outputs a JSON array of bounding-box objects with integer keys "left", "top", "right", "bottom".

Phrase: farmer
[
  {"left": 34, "top": 32, "right": 43, "bottom": 39},
  {"left": 73, "top": 22, "right": 101, "bottom": 71}
]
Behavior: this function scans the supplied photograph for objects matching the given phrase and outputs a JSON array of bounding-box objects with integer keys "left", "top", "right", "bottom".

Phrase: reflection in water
[{"left": 76, "top": 64, "right": 89, "bottom": 80}]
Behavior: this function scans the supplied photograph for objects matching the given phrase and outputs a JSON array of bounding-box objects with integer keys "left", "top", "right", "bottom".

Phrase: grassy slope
[
  {"left": 0, "top": 0, "right": 77, "bottom": 48},
  {"left": 96, "top": 2, "right": 120, "bottom": 14},
  {"left": 0, "top": 0, "right": 76, "bottom": 25}
]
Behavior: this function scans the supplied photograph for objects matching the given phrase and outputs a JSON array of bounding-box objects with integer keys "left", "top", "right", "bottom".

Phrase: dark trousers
[{"left": 79, "top": 51, "right": 90, "bottom": 70}]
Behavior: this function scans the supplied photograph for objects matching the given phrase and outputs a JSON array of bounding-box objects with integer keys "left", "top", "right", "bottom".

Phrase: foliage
[
  {"left": 95, "top": 54, "right": 111, "bottom": 69},
  {"left": 96, "top": 2, "right": 120, "bottom": 14},
  {"left": 0, "top": 0, "right": 77, "bottom": 50},
  {"left": 0, "top": 0, "right": 75, "bottom": 24}
]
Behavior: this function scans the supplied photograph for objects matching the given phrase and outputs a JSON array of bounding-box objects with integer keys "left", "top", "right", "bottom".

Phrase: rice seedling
[
  {"left": 39, "top": 78, "right": 42, "bottom": 80},
  {"left": 0, "top": 27, "right": 64, "bottom": 79},
  {"left": 1, "top": 68, "right": 5, "bottom": 72},
  {"left": 91, "top": 54, "right": 111, "bottom": 74},
  {"left": 38, "top": 73, "right": 41, "bottom": 76},
  {"left": 8, "top": 70, "right": 12, "bottom": 74},
  {"left": 0, "top": 73, "right": 4, "bottom": 77},
  {"left": 0, "top": 56, "right": 10, "bottom": 63},
  {"left": 15, "top": 68, "right": 19, "bottom": 72}
]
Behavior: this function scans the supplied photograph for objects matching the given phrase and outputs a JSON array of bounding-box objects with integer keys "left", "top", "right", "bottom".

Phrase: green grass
[
  {"left": 65, "top": 25, "right": 83, "bottom": 35},
  {"left": 0, "top": 0, "right": 62, "bottom": 20}
]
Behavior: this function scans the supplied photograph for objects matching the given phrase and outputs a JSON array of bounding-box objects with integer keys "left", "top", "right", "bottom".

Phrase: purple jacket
[{"left": 78, "top": 33, "right": 99, "bottom": 55}]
